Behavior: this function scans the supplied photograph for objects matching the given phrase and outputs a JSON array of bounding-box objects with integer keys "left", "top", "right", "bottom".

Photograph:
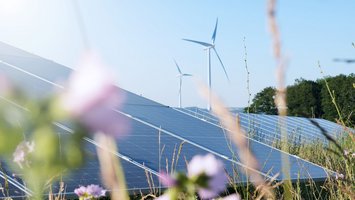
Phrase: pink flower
[
  {"left": 335, "top": 173, "right": 344, "bottom": 180},
  {"left": 344, "top": 150, "right": 350, "bottom": 156},
  {"left": 159, "top": 171, "right": 177, "bottom": 187},
  {"left": 188, "top": 154, "right": 227, "bottom": 199},
  {"left": 0, "top": 74, "right": 11, "bottom": 96},
  {"left": 156, "top": 194, "right": 170, "bottom": 200},
  {"left": 86, "top": 184, "right": 106, "bottom": 198},
  {"left": 13, "top": 141, "right": 35, "bottom": 168},
  {"left": 61, "top": 52, "right": 129, "bottom": 137},
  {"left": 74, "top": 184, "right": 106, "bottom": 199},
  {"left": 74, "top": 186, "right": 87, "bottom": 197},
  {"left": 221, "top": 194, "right": 241, "bottom": 200}
]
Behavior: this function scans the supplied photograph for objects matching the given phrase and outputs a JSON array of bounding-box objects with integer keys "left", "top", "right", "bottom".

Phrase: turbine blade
[
  {"left": 333, "top": 58, "right": 355, "bottom": 63},
  {"left": 182, "top": 39, "right": 213, "bottom": 47},
  {"left": 213, "top": 47, "right": 230, "bottom": 82},
  {"left": 173, "top": 59, "right": 182, "bottom": 74},
  {"left": 182, "top": 73, "right": 193, "bottom": 77},
  {"left": 211, "top": 18, "right": 218, "bottom": 44}
]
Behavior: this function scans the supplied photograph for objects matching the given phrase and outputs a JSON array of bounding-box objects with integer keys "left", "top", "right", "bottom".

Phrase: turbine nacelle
[
  {"left": 176, "top": 73, "right": 193, "bottom": 78},
  {"left": 182, "top": 18, "right": 229, "bottom": 82},
  {"left": 174, "top": 59, "right": 192, "bottom": 108},
  {"left": 182, "top": 18, "right": 229, "bottom": 110}
]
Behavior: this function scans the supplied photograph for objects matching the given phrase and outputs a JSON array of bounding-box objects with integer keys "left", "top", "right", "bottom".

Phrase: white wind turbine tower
[
  {"left": 174, "top": 59, "right": 192, "bottom": 108},
  {"left": 183, "top": 18, "right": 229, "bottom": 111}
]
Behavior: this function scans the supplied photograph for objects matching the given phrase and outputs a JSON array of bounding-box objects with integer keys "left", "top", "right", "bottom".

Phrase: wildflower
[
  {"left": 156, "top": 194, "right": 170, "bottom": 200},
  {"left": 159, "top": 171, "right": 177, "bottom": 187},
  {"left": 61, "top": 52, "right": 129, "bottom": 137},
  {"left": 344, "top": 150, "right": 350, "bottom": 156},
  {"left": 335, "top": 173, "right": 344, "bottom": 180},
  {"left": 13, "top": 141, "right": 35, "bottom": 168},
  {"left": 0, "top": 74, "right": 11, "bottom": 95},
  {"left": 86, "top": 184, "right": 106, "bottom": 198},
  {"left": 74, "top": 184, "right": 106, "bottom": 199},
  {"left": 221, "top": 194, "right": 241, "bottom": 200},
  {"left": 188, "top": 154, "right": 227, "bottom": 199},
  {"left": 74, "top": 186, "right": 87, "bottom": 197}
]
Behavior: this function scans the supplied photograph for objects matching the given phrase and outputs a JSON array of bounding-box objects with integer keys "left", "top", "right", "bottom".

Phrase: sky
[{"left": 0, "top": 0, "right": 354, "bottom": 108}]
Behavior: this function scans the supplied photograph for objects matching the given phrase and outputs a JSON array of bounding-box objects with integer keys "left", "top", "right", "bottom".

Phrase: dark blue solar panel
[
  {"left": 180, "top": 107, "right": 346, "bottom": 146},
  {"left": 0, "top": 42, "right": 335, "bottom": 198},
  {"left": 120, "top": 104, "right": 328, "bottom": 180},
  {"left": 0, "top": 163, "right": 29, "bottom": 199},
  {"left": 0, "top": 60, "right": 248, "bottom": 177}
]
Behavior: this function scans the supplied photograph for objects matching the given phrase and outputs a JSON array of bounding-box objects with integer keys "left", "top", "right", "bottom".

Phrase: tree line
[{"left": 245, "top": 74, "right": 355, "bottom": 126}]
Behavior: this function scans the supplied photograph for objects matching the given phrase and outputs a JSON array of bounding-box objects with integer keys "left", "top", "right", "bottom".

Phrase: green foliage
[
  {"left": 245, "top": 87, "right": 277, "bottom": 115},
  {"left": 317, "top": 73, "right": 355, "bottom": 126},
  {"left": 287, "top": 79, "right": 322, "bottom": 118},
  {"left": 161, "top": 172, "right": 209, "bottom": 200},
  {"left": 0, "top": 91, "right": 86, "bottom": 199},
  {"left": 285, "top": 134, "right": 355, "bottom": 200},
  {"left": 248, "top": 74, "right": 354, "bottom": 125}
]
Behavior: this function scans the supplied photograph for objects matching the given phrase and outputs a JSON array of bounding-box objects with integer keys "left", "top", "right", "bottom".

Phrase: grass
[
  {"left": 144, "top": 129, "right": 354, "bottom": 200},
  {"left": 214, "top": 127, "right": 354, "bottom": 200}
]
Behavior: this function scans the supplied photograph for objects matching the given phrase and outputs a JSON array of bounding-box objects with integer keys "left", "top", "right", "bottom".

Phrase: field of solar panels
[{"left": 0, "top": 41, "right": 354, "bottom": 200}]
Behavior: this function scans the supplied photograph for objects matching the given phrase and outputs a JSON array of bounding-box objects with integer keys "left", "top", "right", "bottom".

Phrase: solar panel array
[
  {"left": 0, "top": 42, "right": 335, "bottom": 198},
  {"left": 177, "top": 107, "right": 346, "bottom": 146}
]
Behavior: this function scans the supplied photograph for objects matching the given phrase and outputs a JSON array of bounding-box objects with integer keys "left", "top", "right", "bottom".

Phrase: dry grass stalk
[
  {"left": 267, "top": 0, "right": 281, "bottom": 60},
  {"left": 199, "top": 85, "right": 275, "bottom": 199},
  {"left": 145, "top": 170, "right": 157, "bottom": 195},
  {"left": 243, "top": 37, "right": 252, "bottom": 114},
  {"left": 95, "top": 133, "right": 129, "bottom": 200},
  {"left": 141, "top": 193, "right": 157, "bottom": 200},
  {"left": 267, "top": 0, "right": 293, "bottom": 198},
  {"left": 174, "top": 141, "right": 186, "bottom": 172}
]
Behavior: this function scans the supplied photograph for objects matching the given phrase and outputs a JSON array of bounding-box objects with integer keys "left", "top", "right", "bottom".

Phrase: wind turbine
[
  {"left": 183, "top": 18, "right": 229, "bottom": 111},
  {"left": 174, "top": 59, "right": 192, "bottom": 108}
]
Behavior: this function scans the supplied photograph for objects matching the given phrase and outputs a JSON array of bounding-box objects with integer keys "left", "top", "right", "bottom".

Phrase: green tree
[
  {"left": 318, "top": 74, "right": 355, "bottom": 126},
  {"left": 287, "top": 79, "right": 322, "bottom": 118},
  {"left": 246, "top": 87, "right": 277, "bottom": 115}
]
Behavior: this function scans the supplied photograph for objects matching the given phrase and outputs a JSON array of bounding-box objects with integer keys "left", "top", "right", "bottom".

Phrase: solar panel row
[
  {"left": 178, "top": 107, "right": 345, "bottom": 146},
  {"left": 0, "top": 42, "right": 333, "bottom": 199}
]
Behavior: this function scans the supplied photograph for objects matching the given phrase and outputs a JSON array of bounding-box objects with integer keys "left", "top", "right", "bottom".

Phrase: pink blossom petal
[
  {"left": 344, "top": 150, "right": 350, "bottom": 156},
  {"left": 335, "top": 173, "right": 344, "bottom": 180},
  {"left": 86, "top": 184, "right": 106, "bottom": 198},
  {"left": 62, "top": 52, "right": 121, "bottom": 116},
  {"left": 0, "top": 74, "right": 11, "bottom": 95},
  {"left": 159, "top": 171, "right": 177, "bottom": 187},
  {"left": 61, "top": 52, "right": 130, "bottom": 137},
  {"left": 13, "top": 140, "right": 35, "bottom": 168},
  {"left": 74, "top": 186, "right": 87, "bottom": 197},
  {"left": 156, "top": 194, "right": 170, "bottom": 200},
  {"left": 221, "top": 194, "right": 241, "bottom": 200},
  {"left": 188, "top": 154, "right": 227, "bottom": 199}
]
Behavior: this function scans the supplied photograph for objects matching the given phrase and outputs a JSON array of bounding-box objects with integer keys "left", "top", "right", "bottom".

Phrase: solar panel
[
  {"left": 0, "top": 42, "right": 334, "bottom": 198},
  {"left": 0, "top": 163, "right": 30, "bottom": 199},
  {"left": 178, "top": 107, "right": 346, "bottom": 146},
  {"left": 120, "top": 104, "right": 329, "bottom": 180}
]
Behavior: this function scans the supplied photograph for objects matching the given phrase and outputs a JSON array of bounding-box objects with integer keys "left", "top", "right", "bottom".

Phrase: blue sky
[{"left": 0, "top": 1, "right": 354, "bottom": 108}]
